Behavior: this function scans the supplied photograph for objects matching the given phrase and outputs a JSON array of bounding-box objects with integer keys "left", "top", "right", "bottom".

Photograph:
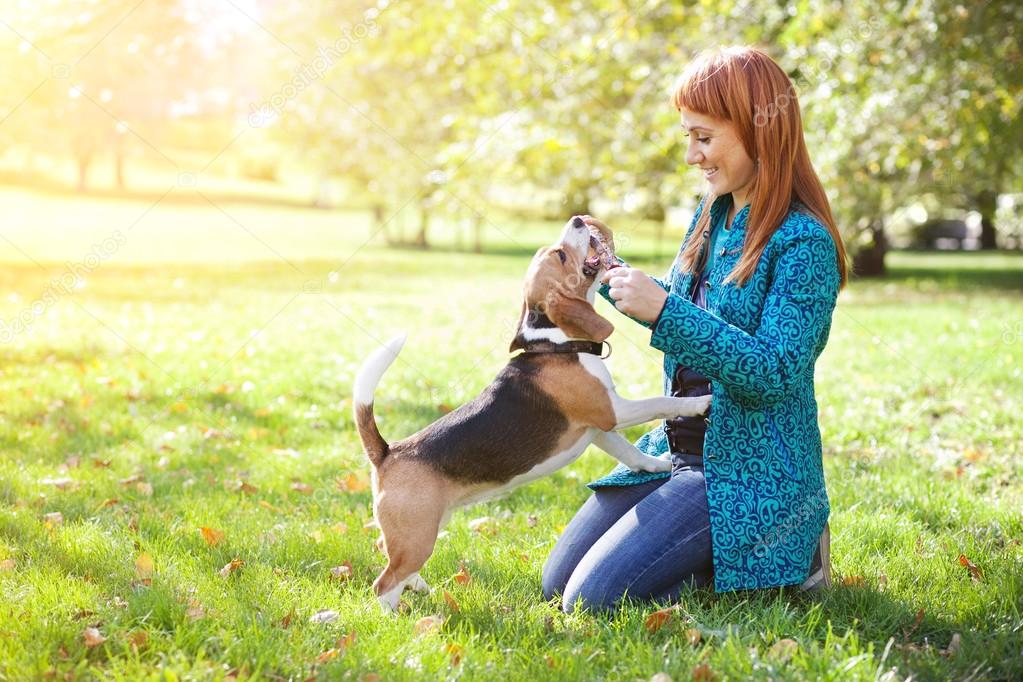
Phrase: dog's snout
[{"left": 571, "top": 216, "right": 586, "bottom": 229}]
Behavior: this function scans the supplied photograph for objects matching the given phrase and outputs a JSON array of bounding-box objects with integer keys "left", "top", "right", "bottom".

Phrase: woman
[{"left": 541, "top": 46, "right": 848, "bottom": 613}]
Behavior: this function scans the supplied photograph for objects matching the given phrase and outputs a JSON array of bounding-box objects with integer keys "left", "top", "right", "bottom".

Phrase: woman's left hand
[{"left": 600, "top": 267, "right": 669, "bottom": 324}]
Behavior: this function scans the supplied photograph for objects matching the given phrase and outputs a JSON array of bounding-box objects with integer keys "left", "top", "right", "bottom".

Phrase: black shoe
[{"left": 799, "top": 522, "right": 832, "bottom": 592}]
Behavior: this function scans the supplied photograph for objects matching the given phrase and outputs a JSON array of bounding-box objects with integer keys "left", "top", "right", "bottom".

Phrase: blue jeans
[{"left": 541, "top": 452, "right": 714, "bottom": 613}]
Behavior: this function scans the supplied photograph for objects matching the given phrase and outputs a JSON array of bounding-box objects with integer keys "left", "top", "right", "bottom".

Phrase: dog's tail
[{"left": 353, "top": 334, "right": 406, "bottom": 468}]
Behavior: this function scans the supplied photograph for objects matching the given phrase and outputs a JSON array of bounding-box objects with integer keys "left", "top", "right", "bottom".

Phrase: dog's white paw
[
  {"left": 406, "top": 573, "right": 430, "bottom": 594},
  {"left": 674, "top": 394, "right": 711, "bottom": 417},
  {"left": 629, "top": 455, "right": 671, "bottom": 473}
]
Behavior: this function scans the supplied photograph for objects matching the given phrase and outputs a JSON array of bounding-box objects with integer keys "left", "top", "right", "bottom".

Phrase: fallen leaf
[
  {"left": 336, "top": 474, "right": 369, "bottom": 493},
  {"left": 278, "top": 611, "right": 294, "bottom": 628},
  {"left": 219, "top": 559, "right": 244, "bottom": 578},
  {"left": 413, "top": 615, "right": 445, "bottom": 637},
  {"left": 96, "top": 498, "right": 119, "bottom": 510},
  {"left": 135, "top": 554, "right": 155, "bottom": 580},
  {"left": 119, "top": 474, "right": 143, "bottom": 486},
  {"left": 644, "top": 606, "right": 678, "bottom": 633},
  {"left": 878, "top": 574, "right": 888, "bottom": 591},
  {"left": 291, "top": 482, "right": 314, "bottom": 495},
  {"left": 650, "top": 674, "right": 673, "bottom": 682},
  {"left": 0, "top": 559, "right": 15, "bottom": 571},
  {"left": 315, "top": 648, "right": 340, "bottom": 664},
  {"left": 769, "top": 638, "right": 799, "bottom": 660},
  {"left": 309, "top": 610, "right": 339, "bottom": 624},
  {"left": 337, "top": 631, "right": 356, "bottom": 650},
  {"left": 445, "top": 642, "right": 463, "bottom": 666},
  {"left": 92, "top": 458, "right": 112, "bottom": 468},
  {"left": 258, "top": 500, "right": 283, "bottom": 514},
  {"left": 135, "top": 482, "right": 154, "bottom": 497},
  {"left": 453, "top": 562, "right": 471, "bottom": 585},
  {"left": 958, "top": 554, "right": 983, "bottom": 581},
  {"left": 127, "top": 630, "right": 148, "bottom": 649},
  {"left": 329, "top": 562, "right": 353, "bottom": 581},
  {"left": 685, "top": 628, "right": 702, "bottom": 646},
  {"left": 692, "top": 663, "right": 717, "bottom": 682},
  {"left": 467, "top": 516, "right": 496, "bottom": 535},
  {"left": 200, "top": 527, "right": 225, "bottom": 547},
  {"left": 83, "top": 627, "right": 106, "bottom": 648},
  {"left": 234, "top": 480, "right": 258, "bottom": 494},
  {"left": 526, "top": 514, "right": 538, "bottom": 527},
  {"left": 841, "top": 574, "right": 865, "bottom": 587},
  {"left": 443, "top": 590, "right": 460, "bottom": 612}
]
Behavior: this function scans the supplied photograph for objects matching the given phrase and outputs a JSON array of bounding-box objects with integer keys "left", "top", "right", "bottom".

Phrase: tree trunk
[
  {"left": 76, "top": 153, "right": 91, "bottom": 192},
  {"left": 976, "top": 189, "right": 998, "bottom": 250},
  {"left": 852, "top": 220, "right": 888, "bottom": 277},
  {"left": 416, "top": 201, "right": 430, "bottom": 248},
  {"left": 472, "top": 213, "right": 483, "bottom": 253}
]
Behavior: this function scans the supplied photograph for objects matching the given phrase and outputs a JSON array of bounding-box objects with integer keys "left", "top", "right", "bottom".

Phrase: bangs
[{"left": 671, "top": 49, "right": 744, "bottom": 121}]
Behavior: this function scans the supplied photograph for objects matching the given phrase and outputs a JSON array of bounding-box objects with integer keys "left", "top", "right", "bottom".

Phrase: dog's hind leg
[{"left": 372, "top": 489, "right": 445, "bottom": 612}]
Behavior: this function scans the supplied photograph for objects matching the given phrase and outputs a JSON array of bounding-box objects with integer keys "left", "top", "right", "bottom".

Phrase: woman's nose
[{"left": 684, "top": 144, "right": 702, "bottom": 166}]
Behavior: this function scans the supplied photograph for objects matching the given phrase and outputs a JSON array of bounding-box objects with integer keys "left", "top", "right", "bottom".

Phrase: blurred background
[{"left": 1, "top": 0, "right": 1020, "bottom": 273}]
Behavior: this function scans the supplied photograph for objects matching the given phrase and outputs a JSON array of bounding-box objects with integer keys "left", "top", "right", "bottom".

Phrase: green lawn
[{"left": 1, "top": 189, "right": 1021, "bottom": 680}]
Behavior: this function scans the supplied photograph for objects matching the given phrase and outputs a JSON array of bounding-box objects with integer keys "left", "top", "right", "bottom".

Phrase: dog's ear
[
  {"left": 508, "top": 302, "right": 528, "bottom": 353},
  {"left": 547, "top": 294, "right": 614, "bottom": 342}
]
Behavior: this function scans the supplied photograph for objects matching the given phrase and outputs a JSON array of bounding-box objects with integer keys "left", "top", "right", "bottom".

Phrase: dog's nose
[{"left": 571, "top": 216, "right": 586, "bottom": 229}]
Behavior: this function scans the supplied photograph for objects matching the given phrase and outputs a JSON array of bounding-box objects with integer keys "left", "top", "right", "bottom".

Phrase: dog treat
[{"left": 584, "top": 227, "right": 617, "bottom": 276}]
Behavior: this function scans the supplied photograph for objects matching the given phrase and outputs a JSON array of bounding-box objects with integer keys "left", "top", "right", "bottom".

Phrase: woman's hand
[{"left": 600, "top": 266, "right": 669, "bottom": 324}]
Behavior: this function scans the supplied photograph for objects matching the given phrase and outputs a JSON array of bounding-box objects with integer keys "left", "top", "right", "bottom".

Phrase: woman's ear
[{"left": 546, "top": 293, "right": 614, "bottom": 342}]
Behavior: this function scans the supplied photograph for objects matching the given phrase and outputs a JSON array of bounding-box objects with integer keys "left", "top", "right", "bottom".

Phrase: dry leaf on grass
[
  {"left": 336, "top": 474, "right": 369, "bottom": 493},
  {"left": 650, "top": 674, "right": 673, "bottom": 682},
  {"left": 684, "top": 628, "right": 702, "bottom": 646},
  {"left": 83, "top": 627, "right": 106, "bottom": 648},
  {"left": 413, "top": 615, "right": 445, "bottom": 637},
  {"left": 329, "top": 562, "right": 353, "bottom": 581},
  {"left": 200, "top": 527, "right": 225, "bottom": 547},
  {"left": 958, "top": 554, "right": 983, "bottom": 581},
  {"left": 40, "top": 477, "right": 76, "bottom": 490},
  {"left": 0, "top": 559, "right": 15, "bottom": 571},
  {"left": 127, "top": 630, "right": 149, "bottom": 649},
  {"left": 941, "top": 633, "right": 961, "bottom": 657},
  {"left": 445, "top": 642, "right": 463, "bottom": 666},
  {"left": 219, "top": 559, "right": 244, "bottom": 578},
  {"left": 692, "top": 663, "right": 718, "bottom": 682},
  {"left": 234, "top": 480, "right": 258, "bottom": 494},
  {"left": 467, "top": 516, "right": 496, "bottom": 535},
  {"left": 644, "top": 605, "right": 680, "bottom": 633},
  {"left": 186, "top": 600, "right": 206, "bottom": 620},
  {"left": 291, "top": 482, "right": 314, "bottom": 495},
  {"left": 453, "top": 562, "right": 471, "bottom": 585},
  {"left": 135, "top": 554, "right": 155, "bottom": 582},
  {"left": 443, "top": 590, "right": 460, "bottom": 612}
]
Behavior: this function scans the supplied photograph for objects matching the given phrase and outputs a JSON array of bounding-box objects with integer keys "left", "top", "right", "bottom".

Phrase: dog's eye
[{"left": 555, "top": 250, "right": 567, "bottom": 265}]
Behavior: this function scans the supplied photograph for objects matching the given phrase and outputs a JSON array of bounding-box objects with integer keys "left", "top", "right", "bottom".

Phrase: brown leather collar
[{"left": 516, "top": 339, "right": 610, "bottom": 359}]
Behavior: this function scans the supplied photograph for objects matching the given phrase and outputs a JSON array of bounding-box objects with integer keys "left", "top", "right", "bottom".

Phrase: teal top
[
  {"left": 590, "top": 195, "right": 841, "bottom": 592},
  {"left": 700, "top": 194, "right": 732, "bottom": 276}
]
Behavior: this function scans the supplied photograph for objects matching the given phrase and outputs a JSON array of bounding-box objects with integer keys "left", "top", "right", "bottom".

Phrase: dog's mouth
[{"left": 582, "top": 228, "right": 615, "bottom": 278}]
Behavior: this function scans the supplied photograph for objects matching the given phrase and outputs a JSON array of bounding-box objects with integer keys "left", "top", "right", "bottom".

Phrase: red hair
[{"left": 671, "top": 46, "right": 848, "bottom": 288}]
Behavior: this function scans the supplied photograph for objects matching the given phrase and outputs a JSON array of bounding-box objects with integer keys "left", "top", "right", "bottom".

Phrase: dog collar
[{"left": 517, "top": 339, "right": 611, "bottom": 359}]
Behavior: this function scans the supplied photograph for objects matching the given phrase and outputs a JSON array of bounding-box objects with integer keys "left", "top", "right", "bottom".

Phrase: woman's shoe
[{"left": 799, "top": 522, "right": 832, "bottom": 592}]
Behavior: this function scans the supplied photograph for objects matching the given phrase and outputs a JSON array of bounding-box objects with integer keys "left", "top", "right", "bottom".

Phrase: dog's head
[{"left": 510, "top": 216, "right": 617, "bottom": 351}]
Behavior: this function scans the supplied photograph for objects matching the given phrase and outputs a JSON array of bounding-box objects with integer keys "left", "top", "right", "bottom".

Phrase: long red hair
[{"left": 672, "top": 46, "right": 848, "bottom": 288}]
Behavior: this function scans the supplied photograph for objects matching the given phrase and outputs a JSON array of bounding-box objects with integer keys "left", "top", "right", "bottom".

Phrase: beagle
[{"left": 353, "top": 216, "right": 711, "bottom": 611}]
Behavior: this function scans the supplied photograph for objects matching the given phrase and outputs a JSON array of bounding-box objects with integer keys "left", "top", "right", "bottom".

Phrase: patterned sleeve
[{"left": 649, "top": 228, "right": 840, "bottom": 407}]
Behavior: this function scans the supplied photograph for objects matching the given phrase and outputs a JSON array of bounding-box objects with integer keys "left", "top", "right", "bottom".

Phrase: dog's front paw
[
  {"left": 630, "top": 455, "right": 671, "bottom": 473},
  {"left": 674, "top": 394, "right": 711, "bottom": 417}
]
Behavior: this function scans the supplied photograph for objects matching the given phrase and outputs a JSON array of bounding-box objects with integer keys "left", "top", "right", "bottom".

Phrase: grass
[{"left": 0, "top": 187, "right": 1021, "bottom": 680}]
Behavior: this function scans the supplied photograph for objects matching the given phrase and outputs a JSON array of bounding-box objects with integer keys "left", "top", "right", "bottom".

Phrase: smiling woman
[{"left": 543, "top": 46, "right": 850, "bottom": 612}]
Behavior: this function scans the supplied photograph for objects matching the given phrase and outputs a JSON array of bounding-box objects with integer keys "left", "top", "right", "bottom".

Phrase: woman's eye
[{"left": 697, "top": 137, "right": 710, "bottom": 144}]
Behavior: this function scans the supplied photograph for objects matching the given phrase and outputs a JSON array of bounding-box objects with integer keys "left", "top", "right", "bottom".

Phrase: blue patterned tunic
[{"left": 589, "top": 195, "right": 841, "bottom": 592}]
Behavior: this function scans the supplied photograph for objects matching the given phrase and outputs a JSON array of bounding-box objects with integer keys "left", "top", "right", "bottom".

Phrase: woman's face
[{"left": 680, "top": 108, "right": 756, "bottom": 205}]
